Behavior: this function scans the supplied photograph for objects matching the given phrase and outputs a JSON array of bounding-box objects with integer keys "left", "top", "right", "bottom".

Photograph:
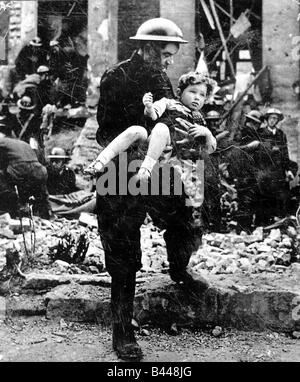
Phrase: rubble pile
[
  {"left": 0, "top": 214, "right": 105, "bottom": 277},
  {"left": 1, "top": 212, "right": 300, "bottom": 279},
  {"left": 190, "top": 226, "right": 300, "bottom": 276}
]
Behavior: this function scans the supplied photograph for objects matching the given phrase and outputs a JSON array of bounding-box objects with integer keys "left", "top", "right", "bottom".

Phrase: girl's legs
[
  {"left": 137, "top": 123, "right": 171, "bottom": 180},
  {"left": 84, "top": 125, "right": 148, "bottom": 174}
]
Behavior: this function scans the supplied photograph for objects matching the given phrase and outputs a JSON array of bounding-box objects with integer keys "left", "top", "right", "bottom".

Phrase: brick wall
[
  {"left": 117, "top": 0, "right": 160, "bottom": 61},
  {"left": 88, "top": 0, "right": 115, "bottom": 76},
  {"left": 160, "top": 0, "right": 196, "bottom": 90},
  {"left": 262, "top": 0, "right": 300, "bottom": 103}
]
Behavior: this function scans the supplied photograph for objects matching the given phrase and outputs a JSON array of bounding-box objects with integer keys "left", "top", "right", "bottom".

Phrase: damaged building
[{"left": 0, "top": 0, "right": 299, "bottom": 160}]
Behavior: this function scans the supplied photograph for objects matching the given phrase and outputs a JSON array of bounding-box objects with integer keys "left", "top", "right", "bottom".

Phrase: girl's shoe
[
  {"left": 83, "top": 160, "right": 105, "bottom": 175},
  {"left": 136, "top": 167, "right": 151, "bottom": 182}
]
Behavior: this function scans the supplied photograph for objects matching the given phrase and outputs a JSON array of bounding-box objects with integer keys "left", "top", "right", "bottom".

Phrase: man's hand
[
  {"left": 42, "top": 104, "right": 57, "bottom": 115},
  {"left": 142, "top": 92, "right": 154, "bottom": 109},
  {"left": 175, "top": 117, "right": 194, "bottom": 132},
  {"left": 247, "top": 140, "right": 260, "bottom": 149},
  {"left": 188, "top": 124, "right": 211, "bottom": 139},
  {"left": 240, "top": 140, "right": 260, "bottom": 151},
  {"left": 176, "top": 118, "right": 209, "bottom": 138},
  {"left": 176, "top": 118, "right": 216, "bottom": 153}
]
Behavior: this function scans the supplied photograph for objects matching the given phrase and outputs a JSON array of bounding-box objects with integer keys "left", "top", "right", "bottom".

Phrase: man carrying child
[{"left": 92, "top": 18, "right": 217, "bottom": 362}]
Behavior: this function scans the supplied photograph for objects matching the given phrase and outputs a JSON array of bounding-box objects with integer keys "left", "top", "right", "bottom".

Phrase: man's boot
[
  {"left": 169, "top": 264, "right": 209, "bottom": 294},
  {"left": 112, "top": 323, "right": 143, "bottom": 361},
  {"left": 111, "top": 272, "right": 143, "bottom": 361}
]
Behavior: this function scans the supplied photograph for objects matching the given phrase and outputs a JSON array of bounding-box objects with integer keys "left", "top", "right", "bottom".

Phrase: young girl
[{"left": 84, "top": 72, "right": 216, "bottom": 207}]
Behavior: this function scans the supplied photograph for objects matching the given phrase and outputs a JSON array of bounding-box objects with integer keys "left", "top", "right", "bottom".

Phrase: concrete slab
[{"left": 1, "top": 269, "right": 299, "bottom": 333}]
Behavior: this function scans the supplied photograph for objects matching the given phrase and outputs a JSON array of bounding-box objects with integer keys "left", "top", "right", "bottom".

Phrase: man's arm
[{"left": 96, "top": 68, "right": 125, "bottom": 147}]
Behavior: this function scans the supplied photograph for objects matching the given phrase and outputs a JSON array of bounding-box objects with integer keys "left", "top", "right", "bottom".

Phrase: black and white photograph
[{"left": 0, "top": 0, "right": 300, "bottom": 366}]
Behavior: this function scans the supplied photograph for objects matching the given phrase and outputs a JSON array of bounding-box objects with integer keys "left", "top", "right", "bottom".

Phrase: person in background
[
  {"left": 10, "top": 95, "right": 45, "bottom": 164},
  {"left": 46, "top": 147, "right": 77, "bottom": 195},
  {"left": 259, "top": 108, "right": 298, "bottom": 182},
  {"left": 235, "top": 110, "right": 263, "bottom": 147},
  {"left": 15, "top": 37, "right": 48, "bottom": 81},
  {"left": 0, "top": 123, "right": 52, "bottom": 219}
]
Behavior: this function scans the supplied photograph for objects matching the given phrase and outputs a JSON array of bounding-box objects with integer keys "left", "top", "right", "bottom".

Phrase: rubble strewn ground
[
  {"left": 0, "top": 317, "right": 300, "bottom": 362},
  {"left": 0, "top": 213, "right": 300, "bottom": 337},
  {"left": 1, "top": 214, "right": 299, "bottom": 280}
]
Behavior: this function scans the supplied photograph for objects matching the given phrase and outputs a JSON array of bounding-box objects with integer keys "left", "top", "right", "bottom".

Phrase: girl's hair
[{"left": 177, "top": 72, "right": 217, "bottom": 98}]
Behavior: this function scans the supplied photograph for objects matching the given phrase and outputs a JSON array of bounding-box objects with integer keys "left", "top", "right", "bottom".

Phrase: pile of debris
[
  {"left": 1, "top": 211, "right": 300, "bottom": 280},
  {"left": 190, "top": 223, "right": 300, "bottom": 276},
  {"left": 0, "top": 212, "right": 105, "bottom": 278}
]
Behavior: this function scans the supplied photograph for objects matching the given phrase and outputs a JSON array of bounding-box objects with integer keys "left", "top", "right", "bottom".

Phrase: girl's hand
[{"left": 142, "top": 92, "right": 153, "bottom": 108}]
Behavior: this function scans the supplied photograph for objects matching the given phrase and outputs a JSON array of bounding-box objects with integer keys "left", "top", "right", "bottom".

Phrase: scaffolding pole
[{"left": 209, "top": 0, "right": 236, "bottom": 79}]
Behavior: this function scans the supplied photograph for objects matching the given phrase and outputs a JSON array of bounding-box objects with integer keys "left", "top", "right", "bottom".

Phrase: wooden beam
[
  {"left": 209, "top": 34, "right": 231, "bottom": 66},
  {"left": 214, "top": 1, "right": 236, "bottom": 22},
  {"left": 199, "top": 0, "right": 215, "bottom": 30},
  {"left": 67, "top": 1, "right": 77, "bottom": 17},
  {"left": 229, "top": 0, "right": 233, "bottom": 31},
  {"left": 221, "top": 65, "right": 269, "bottom": 121},
  {"left": 209, "top": 0, "right": 236, "bottom": 79}
]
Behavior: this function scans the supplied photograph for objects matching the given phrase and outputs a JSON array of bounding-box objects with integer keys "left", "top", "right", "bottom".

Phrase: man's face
[
  {"left": 180, "top": 83, "right": 207, "bottom": 111},
  {"left": 207, "top": 119, "right": 220, "bottom": 133},
  {"left": 51, "top": 159, "right": 64, "bottom": 171},
  {"left": 40, "top": 73, "right": 49, "bottom": 82},
  {"left": 159, "top": 43, "right": 179, "bottom": 70},
  {"left": 267, "top": 114, "right": 279, "bottom": 128}
]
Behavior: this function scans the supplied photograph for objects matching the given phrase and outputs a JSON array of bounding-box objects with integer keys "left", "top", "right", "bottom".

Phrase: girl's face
[{"left": 180, "top": 83, "right": 207, "bottom": 111}]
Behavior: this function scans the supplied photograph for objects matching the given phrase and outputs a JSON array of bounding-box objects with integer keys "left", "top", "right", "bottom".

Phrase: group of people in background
[
  {"left": 0, "top": 31, "right": 88, "bottom": 219},
  {"left": 202, "top": 104, "right": 298, "bottom": 233}
]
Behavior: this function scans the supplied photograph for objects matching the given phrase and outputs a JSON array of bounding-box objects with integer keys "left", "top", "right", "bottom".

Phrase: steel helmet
[
  {"left": 48, "top": 147, "right": 70, "bottom": 160},
  {"left": 37, "top": 65, "right": 49, "bottom": 74},
  {"left": 130, "top": 18, "right": 188, "bottom": 44},
  {"left": 17, "top": 95, "right": 36, "bottom": 110},
  {"left": 205, "top": 110, "right": 221, "bottom": 120},
  {"left": 29, "top": 37, "right": 42, "bottom": 47},
  {"left": 264, "top": 108, "right": 284, "bottom": 121},
  {"left": 245, "top": 110, "right": 263, "bottom": 124}
]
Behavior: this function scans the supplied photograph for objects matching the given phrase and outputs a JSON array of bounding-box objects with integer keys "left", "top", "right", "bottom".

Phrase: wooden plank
[
  {"left": 199, "top": 0, "right": 215, "bottom": 30},
  {"left": 221, "top": 65, "right": 268, "bottom": 121},
  {"left": 209, "top": 0, "right": 236, "bottom": 79}
]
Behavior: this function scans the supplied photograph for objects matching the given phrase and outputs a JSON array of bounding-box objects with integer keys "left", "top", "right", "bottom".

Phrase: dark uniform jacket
[
  {"left": 49, "top": 43, "right": 88, "bottom": 107},
  {"left": 15, "top": 44, "right": 48, "bottom": 80},
  {"left": 257, "top": 127, "right": 297, "bottom": 174},
  {"left": 96, "top": 51, "right": 174, "bottom": 147},
  {"left": 0, "top": 137, "right": 38, "bottom": 168},
  {"left": 0, "top": 137, "right": 49, "bottom": 217},
  {"left": 0, "top": 137, "right": 46, "bottom": 185},
  {"left": 46, "top": 165, "right": 77, "bottom": 195}
]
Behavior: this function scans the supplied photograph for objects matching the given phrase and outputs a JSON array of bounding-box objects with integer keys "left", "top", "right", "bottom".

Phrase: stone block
[
  {"left": 45, "top": 284, "right": 111, "bottom": 323},
  {"left": 78, "top": 212, "right": 98, "bottom": 228}
]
